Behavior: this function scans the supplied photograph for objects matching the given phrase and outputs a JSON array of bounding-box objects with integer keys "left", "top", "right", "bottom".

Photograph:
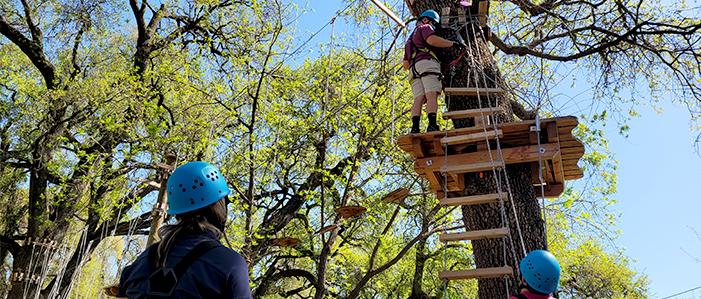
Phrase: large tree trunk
[{"left": 411, "top": 1, "right": 548, "bottom": 298}]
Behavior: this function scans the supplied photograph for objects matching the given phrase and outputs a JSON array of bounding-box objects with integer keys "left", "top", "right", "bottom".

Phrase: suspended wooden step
[
  {"left": 382, "top": 187, "right": 410, "bottom": 203},
  {"left": 335, "top": 206, "right": 367, "bottom": 219},
  {"left": 316, "top": 224, "right": 338, "bottom": 234},
  {"left": 271, "top": 237, "right": 300, "bottom": 247},
  {"left": 441, "top": 129, "right": 502, "bottom": 146},
  {"left": 443, "top": 87, "right": 505, "bottom": 96},
  {"left": 439, "top": 266, "right": 513, "bottom": 280},
  {"left": 441, "top": 160, "right": 504, "bottom": 175},
  {"left": 440, "top": 193, "right": 507, "bottom": 206},
  {"left": 442, "top": 107, "right": 504, "bottom": 120},
  {"left": 439, "top": 227, "right": 509, "bottom": 242}
]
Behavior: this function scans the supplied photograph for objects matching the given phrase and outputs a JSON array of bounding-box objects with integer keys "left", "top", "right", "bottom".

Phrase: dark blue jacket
[{"left": 118, "top": 231, "right": 252, "bottom": 299}]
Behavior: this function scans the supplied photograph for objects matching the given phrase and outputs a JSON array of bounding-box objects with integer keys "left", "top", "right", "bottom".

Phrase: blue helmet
[
  {"left": 419, "top": 9, "right": 440, "bottom": 24},
  {"left": 167, "top": 161, "right": 231, "bottom": 215},
  {"left": 520, "top": 250, "right": 561, "bottom": 294}
]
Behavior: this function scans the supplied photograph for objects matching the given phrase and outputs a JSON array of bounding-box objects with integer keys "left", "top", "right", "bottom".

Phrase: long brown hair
[{"left": 155, "top": 198, "right": 227, "bottom": 266}]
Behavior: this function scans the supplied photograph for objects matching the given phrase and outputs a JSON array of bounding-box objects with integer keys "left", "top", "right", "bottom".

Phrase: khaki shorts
[{"left": 410, "top": 59, "right": 442, "bottom": 99}]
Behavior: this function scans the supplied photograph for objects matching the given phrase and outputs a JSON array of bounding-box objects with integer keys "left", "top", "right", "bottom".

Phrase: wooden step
[
  {"left": 439, "top": 266, "right": 513, "bottom": 280},
  {"left": 440, "top": 160, "right": 504, "bottom": 174},
  {"left": 439, "top": 228, "right": 509, "bottom": 242},
  {"left": 441, "top": 129, "right": 502, "bottom": 146},
  {"left": 440, "top": 193, "right": 507, "bottom": 206},
  {"left": 443, "top": 87, "right": 505, "bottom": 96},
  {"left": 442, "top": 107, "right": 504, "bottom": 120}
]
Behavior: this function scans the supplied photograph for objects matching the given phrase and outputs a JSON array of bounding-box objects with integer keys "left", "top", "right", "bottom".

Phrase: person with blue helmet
[
  {"left": 403, "top": 9, "right": 465, "bottom": 134},
  {"left": 510, "top": 250, "right": 561, "bottom": 299},
  {"left": 117, "top": 161, "right": 252, "bottom": 299}
]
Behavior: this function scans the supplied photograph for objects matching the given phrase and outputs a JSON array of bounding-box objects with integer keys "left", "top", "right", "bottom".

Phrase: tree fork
[{"left": 409, "top": 1, "right": 547, "bottom": 297}]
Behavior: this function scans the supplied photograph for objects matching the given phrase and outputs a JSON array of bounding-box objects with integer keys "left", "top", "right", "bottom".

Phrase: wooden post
[
  {"left": 369, "top": 0, "right": 406, "bottom": 28},
  {"left": 146, "top": 154, "right": 177, "bottom": 246}
]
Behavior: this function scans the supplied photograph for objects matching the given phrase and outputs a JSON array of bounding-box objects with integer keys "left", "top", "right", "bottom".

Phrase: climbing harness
[
  {"left": 408, "top": 25, "right": 444, "bottom": 80},
  {"left": 146, "top": 240, "right": 221, "bottom": 298}
]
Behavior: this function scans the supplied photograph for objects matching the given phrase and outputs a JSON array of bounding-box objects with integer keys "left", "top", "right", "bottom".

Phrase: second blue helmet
[{"left": 520, "top": 250, "right": 561, "bottom": 294}]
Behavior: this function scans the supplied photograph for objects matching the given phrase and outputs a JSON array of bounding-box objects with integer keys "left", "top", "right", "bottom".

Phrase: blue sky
[{"left": 293, "top": 0, "right": 701, "bottom": 297}]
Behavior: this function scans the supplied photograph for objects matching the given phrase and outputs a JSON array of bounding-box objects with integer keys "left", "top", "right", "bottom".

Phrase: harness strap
[
  {"left": 408, "top": 26, "right": 443, "bottom": 80},
  {"left": 146, "top": 240, "right": 221, "bottom": 298}
]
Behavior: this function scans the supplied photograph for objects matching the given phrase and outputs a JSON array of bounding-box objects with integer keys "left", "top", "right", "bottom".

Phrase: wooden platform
[{"left": 397, "top": 116, "right": 585, "bottom": 198}]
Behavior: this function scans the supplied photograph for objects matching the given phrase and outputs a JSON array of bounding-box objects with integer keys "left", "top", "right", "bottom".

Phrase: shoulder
[
  {"left": 199, "top": 246, "right": 248, "bottom": 273},
  {"left": 417, "top": 23, "right": 435, "bottom": 34}
]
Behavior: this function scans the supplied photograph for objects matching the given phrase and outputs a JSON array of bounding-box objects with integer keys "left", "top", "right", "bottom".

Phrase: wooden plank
[
  {"left": 442, "top": 107, "right": 504, "bottom": 120},
  {"left": 440, "top": 193, "right": 506, "bottom": 206},
  {"left": 416, "top": 144, "right": 560, "bottom": 174},
  {"left": 441, "top": 129, "right": 502, "bottom": 146},
  {"left": 440, "top": 161, "right": 504, "bottom": 174},
  {"left": 562, "top": 152, "right": 585, "bottom": 159},
  {"left": 424, "top": 171, "right": 442, "bottom": 192},
  {"left": 383, "top": 188, "right": 410, "bottom": 203},
  {"left": 536, "top": 183, "right": 565, "bottom": 198},
  {"left": 443, "top": 87, "right": 504, "bottom": 96},
  {"left": 440, "top": 228, "right": 509, "bottom": 242},
  {"left": 369, "top": 0, "right": 406, "bottom": 28},
  {"left": 433, "top": 139, "right": 445, "bottom": 156},
  {"left": 564, "top": 168, "right": 584, "bottom": 180},
  {"left": 412, "top": 138, "right": 425, "bottom": 158},
  {"left": 546, "top": 122, "right": 559, "bottom": 143},
  {"left": 439, "top": 266, "right": 513, "bottom": 280},
  {"left": 478, "top": 1, "right": 489, "bottom": 25},
  {"left": 552, "top": 152, "right": 564, "bottom": 183}
]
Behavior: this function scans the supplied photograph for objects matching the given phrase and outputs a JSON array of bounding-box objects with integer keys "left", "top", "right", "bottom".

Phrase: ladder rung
[
  {"left": 443, "top": 87, "right": 505, "bottom": 96},
  {"left": 439, "top": 228, "right": 509, "bottom": 242},
  {"left": 442, "top": 107, "right": 504, "bottom": 120},
  {"left": 441, "top": 129, "right": 502, "bottom": 146},
  {"left": 440, "top": 193, "right": 507, "bottom": 206},
  {"left": 440, "top": 161, "right": 504, "bottom": 174},
  {"left": 439, "top": 266, "right": 513, "bottom": 280}
]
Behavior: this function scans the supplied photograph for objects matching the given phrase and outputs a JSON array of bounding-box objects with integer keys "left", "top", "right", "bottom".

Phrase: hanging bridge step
[
  {"left": 439, "top": 227, "right": 509, "bottom": 242},
  {"left": 440, "top": 160, "right": 504, "bottom": 174},
  {"left": 442, "top": 107, "right": 504, "bottom": 120},
  {"left": 440, "top": 193, "right": 507, "bottom": 206},
  {"left": 440, "top": 129, "right": 502, "bottom": 146},
  {"left": 443, "top": 87, "right": 505, "bottom": 96},
  {"left": 439, "top": 266, "right": 514, "bottom": 280}
]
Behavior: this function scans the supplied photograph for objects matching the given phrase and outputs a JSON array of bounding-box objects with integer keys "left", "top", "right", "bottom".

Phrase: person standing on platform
[{"left": 403, "top": 9, "right": 465, "bottom": 133}]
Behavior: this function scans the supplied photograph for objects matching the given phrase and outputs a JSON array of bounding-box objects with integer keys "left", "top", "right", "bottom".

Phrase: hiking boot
[{"left": 426, "top": 123, "right": 440, "bottom": 132}]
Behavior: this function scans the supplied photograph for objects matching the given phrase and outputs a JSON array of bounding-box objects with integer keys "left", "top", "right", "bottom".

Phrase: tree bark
[{"left": 410, "top": 1, "right": 548, "bottom": 297}]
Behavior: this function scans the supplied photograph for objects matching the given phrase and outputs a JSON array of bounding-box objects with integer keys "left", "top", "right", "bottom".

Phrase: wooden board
[
  {"left": 478, "top": 0, "right": 489, "bottom": 26},
  {"left": 441, "top": 161, "right": 504, "bottom": 174},
  {"left": 417, "top": 144, "right": 560, "bottom": 175},
  {"left": 439, "top": 266, "right": 513, "bottom": 280},
  {"left": 369, "top": 0, "right": 406, "bottom": 28},
  {"left": 441, "top": 129, "right": 502, "bottom": 146},
  {"left": 440, "top": 193, "right": 506, "bottom": 206},
  {"left": 382, "top": 187, "right": 410, "bottom": 203},
  {"left": 443, "top": 87, "right": 504, "bottom": 96},
  {"left": 442, "top": 107, "right": 504, "bottom": 120},
  {"left": 439, "top": 227, "right": 509, "bottom": 242}
]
